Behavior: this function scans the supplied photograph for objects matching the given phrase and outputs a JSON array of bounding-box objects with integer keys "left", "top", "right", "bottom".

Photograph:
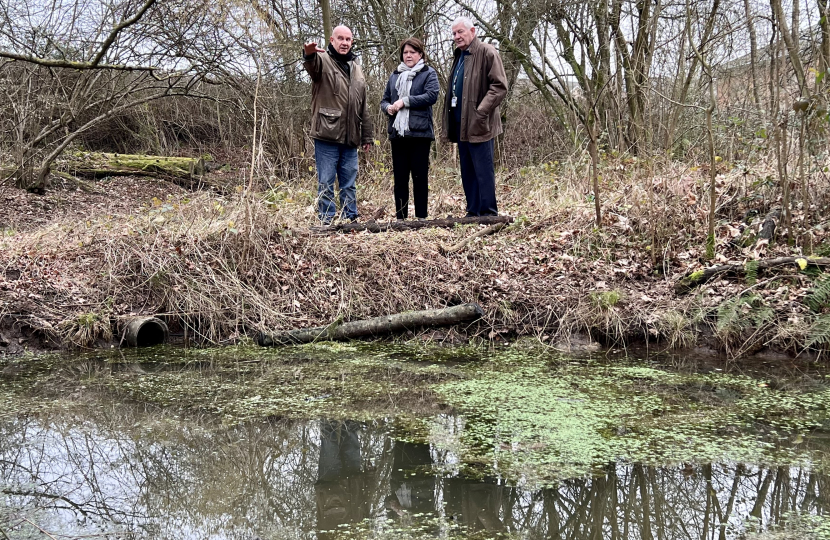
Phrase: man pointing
[{"left": 304, "top": 25, "right": 373, "bottom": 224}]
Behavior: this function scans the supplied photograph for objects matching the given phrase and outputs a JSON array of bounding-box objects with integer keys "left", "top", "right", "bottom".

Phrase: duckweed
[{"left": 4, "top": 342, "right": 830, "bottom": 487}]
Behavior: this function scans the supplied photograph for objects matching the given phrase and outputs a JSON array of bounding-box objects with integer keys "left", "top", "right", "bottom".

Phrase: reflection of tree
[
  {"left": 438, "top": 462, "right": 830, "bottom": 539},
  {"left": 0, "top": 410, "right": 329, "bottom": 538},
  {"left": 0, "top": 416, "right": 147, "bottom": 534},
  {"left": 446, "top": 476, "right": 506, "bottom": 533},
  {"left": 3, "top": 408, "right": 830, "bottom": 539}
]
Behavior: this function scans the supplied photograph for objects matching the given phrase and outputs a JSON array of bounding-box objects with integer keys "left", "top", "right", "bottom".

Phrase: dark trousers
[
  {"left": 391, "top": 137, "right": 431, "bottom": 219},
  {"left": 458, "top": 138, "right": 498, "bottom": 216}
]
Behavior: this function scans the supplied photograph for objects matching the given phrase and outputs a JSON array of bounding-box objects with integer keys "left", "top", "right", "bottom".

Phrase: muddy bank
[{"left": 2, "top": 168, "right": 830, "bottom": 360}]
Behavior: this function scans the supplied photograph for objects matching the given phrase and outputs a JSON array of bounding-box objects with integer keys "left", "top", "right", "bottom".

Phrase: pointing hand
[{"left": 304, "top": 41, "right": 325, "bottom": 56}]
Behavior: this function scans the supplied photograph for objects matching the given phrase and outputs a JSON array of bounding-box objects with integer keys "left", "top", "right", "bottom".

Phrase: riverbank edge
[
  {"left": 0, "top": 299, "right": 821, "bottom": 363},
  {"left": 2, "top": 170, "right": 828, "bottom": 362}
]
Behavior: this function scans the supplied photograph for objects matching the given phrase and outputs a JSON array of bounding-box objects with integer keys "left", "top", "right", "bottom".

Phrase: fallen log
[
  {"left": 62, "top": 152, "right": 206, "bottom": 188},
  {"left": 439, "top": 222, "right": 508, "bottom": 254},
  {"left": 257, "top": 303, "right": 484, "bottom": 346},
  {"left": 310, "top": 215, "right": 513, "bottom": 234},
  {"left": 675, "top": 256, "right": 830, "bottom": 294}
]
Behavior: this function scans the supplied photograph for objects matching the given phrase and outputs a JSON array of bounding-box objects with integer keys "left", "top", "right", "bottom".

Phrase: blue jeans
[
  {"left": 314, "top": 139, "right": 359, "bottom": 221},
  {"left": 458, "top": 138, "right": 498, "bottom": 216}
]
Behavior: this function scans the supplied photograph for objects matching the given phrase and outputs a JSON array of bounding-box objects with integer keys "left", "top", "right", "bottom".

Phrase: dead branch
[
  {"left": 675, "top": 256, "right": 830, "bottom": 294},
  {"left": 257, "top": 303, "right": 484, "bottom": 346},
  {"left": 439, "top": 222, "right": 508, "bottom": 254},
  {"left": 310, "top": 215, "right": 513, "bottom": 234}
]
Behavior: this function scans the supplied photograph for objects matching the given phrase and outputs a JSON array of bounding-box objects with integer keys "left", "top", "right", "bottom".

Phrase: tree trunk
[
  {"left": 257, "top": 303, "right": 484, "bottom": 346},
  {"left": 319, "top": 0, "right": 331, "bottom": 42},
  {"left": 743, "top": 0, "right": 762, "bottom": 110},
  {"left": 666, "top": 0, "right": 721, "bottom": 148},
  {"left": 820, "top": 0, "right": 830, "bottom": 82},
  {"left": 770, "top": 0, "right": 808, "bottom": 95},
  {"left": 589, "top": 121, "right": 602, "bottom": 227},
  {"left": 705, "top": 75, "right": 717, "bottom": 259}
]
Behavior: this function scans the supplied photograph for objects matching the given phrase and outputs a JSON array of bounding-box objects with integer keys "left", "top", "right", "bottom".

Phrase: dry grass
[{"left": 2, "top": 150, "right": 830, "bottom": 355}]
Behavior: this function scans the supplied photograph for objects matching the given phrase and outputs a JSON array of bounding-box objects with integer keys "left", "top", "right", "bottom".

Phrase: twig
[
  {"left": 22, "top": 517, "right": 57, "bottom": 540},
  {"left": 439, "top": 222, "right": 508, "bottom": 255},
  {"left": 735, "top": 277, "right": 776, "bottom": 298},
  {"left": 1, "top": 488, "right": 89, "bottom": 517}
]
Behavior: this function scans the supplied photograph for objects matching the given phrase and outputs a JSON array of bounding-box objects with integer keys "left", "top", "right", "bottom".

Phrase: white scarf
[{"left": 392, "top": 59, "right": 425, "bottom": 136}]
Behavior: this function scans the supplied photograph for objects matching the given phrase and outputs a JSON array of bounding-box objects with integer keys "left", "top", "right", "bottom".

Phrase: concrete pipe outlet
[{"left": 123, "top": 317, "right": 169, "bottom": 347}]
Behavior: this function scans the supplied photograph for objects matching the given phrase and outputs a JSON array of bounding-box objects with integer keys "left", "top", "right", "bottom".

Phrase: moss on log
[
  {"left": 64, "top": 152, "right": 205, "bottom": 186},
  {"left": 675, "top": 256, "right": 830, "bottom": 294}
]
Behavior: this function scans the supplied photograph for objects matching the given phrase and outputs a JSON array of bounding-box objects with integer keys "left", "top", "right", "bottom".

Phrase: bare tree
[{"left": 0, "top": 0, "right": 224, "bottom": 191}]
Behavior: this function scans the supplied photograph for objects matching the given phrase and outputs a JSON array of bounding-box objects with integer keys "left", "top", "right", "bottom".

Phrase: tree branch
[
  {"left": 0, "top": 51, "right": 157, "bottom": 71},
  {"left": 0, "top": 0, "right": 159, "bottom": 71},
  {"left": 90, "top": 0, "right": 159, "bottom": 67}
]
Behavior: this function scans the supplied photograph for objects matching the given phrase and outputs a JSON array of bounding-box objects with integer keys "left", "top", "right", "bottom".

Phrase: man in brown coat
[
  {"left": 304, "top": 25, "right": 373, "bottom": 224},
  {"left": 441, "top": 17, "right": 508, "bottom": 217}
]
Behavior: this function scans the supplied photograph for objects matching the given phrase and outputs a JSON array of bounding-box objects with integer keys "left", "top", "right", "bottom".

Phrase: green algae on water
[
  {"left": 6, "top": 343, "right": 830, "bottom": 487},
  {"left": 432, "top": 352, "right": 830, "bottom": 483}
]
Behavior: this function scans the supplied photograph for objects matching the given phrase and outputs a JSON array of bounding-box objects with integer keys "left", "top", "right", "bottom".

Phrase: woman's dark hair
[{"left": 399, "top": 37, "right": 425, "bottom": 62}]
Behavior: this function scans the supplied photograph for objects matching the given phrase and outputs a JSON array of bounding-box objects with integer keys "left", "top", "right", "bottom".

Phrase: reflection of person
[
  {"left": 380, "top": 38, "right": 440, "bottom": 221},
  {"left": 445, "top": 476, "right": 505, "bottom": 533},
  {"left": 303, "top": 26, "right": 373, "bottom": 225},
  {"left": 440, "top": 16, "right": 508, "bottom": 217},
  {"left": 386, "top": 441, "right": 435, "bottom": 518},
  {"left": 315, "top": 420, "right": 368, "bottom": 537}
]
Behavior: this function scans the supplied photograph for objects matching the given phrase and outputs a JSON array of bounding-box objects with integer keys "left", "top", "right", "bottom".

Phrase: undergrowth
[{"left": 3, "top": 151, "right": 830, "bottom": 357}]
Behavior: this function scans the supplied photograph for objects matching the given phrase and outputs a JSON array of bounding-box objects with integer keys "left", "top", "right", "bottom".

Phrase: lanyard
[{"left": 452, "top": 53, "right": 465, "bottom": 97}]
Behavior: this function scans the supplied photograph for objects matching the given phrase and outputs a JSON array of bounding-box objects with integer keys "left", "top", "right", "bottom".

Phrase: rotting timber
[
  {"left": 310, "top": 215, "right": 513, "bottom": 234},
  {"left": 674, "top": 256, "right": 830, "bottom": 294},
  {"left": 257, "top": 303, "right": 484, "bottom": 346},
  {"left": 62, "top": 152, "right": 206, "bottom": 188}
]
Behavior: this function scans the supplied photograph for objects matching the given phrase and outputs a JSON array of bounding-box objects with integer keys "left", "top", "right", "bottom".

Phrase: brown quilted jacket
[{"left": 303, "top": 51, "right": 373, "bottom": 148}]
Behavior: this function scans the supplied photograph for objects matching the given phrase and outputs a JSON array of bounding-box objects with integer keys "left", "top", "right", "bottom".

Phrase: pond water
[{"left": 2, "top": 344, "right": 830, "bottom": 539}]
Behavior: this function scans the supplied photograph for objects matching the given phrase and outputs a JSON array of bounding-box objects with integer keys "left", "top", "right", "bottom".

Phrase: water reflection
[
  {"left": 1, "top": 410, "right": 829, "bottom": 539},
  {"left": 316, "top": 420, "right": 371, "bottom": 537}
]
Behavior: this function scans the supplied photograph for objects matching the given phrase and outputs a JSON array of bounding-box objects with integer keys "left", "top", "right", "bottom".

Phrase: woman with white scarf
[{"left": 380, "top": 38, "right": 440, "bottom": 220}]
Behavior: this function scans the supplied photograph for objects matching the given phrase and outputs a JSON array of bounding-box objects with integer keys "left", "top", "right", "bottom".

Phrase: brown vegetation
[
  {"left": 1, "top": 145, "right": 830, "bottom": 359},
  {"left": 1, "top": 0, "right": 830, "bottom": 359}
]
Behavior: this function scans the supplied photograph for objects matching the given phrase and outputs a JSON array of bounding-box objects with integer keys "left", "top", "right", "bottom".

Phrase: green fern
[
  {"left": 745, "top": 261, "right": 759, "bottom": 285},
  {"left": 806, "top": 275, "right": 830, "bottom": 312},
  {"left": 716, "top": 297, "right": 742, "bottom": 334},
  {"left": 716, "top": 294, "right": 774, "bottom": 336},
  {"left": 806, "top": 313, "right": 830, "bottom": 347}
]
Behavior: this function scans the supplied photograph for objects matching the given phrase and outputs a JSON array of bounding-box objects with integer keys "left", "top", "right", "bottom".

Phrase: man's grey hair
[{"left": 451, "top": 16, "right": 474, "bottom": 30}]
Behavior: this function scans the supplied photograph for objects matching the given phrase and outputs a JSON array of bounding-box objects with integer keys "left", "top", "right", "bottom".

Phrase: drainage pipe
[{"left": 122, "top": 317, "right": 169, "bottom": 347}]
